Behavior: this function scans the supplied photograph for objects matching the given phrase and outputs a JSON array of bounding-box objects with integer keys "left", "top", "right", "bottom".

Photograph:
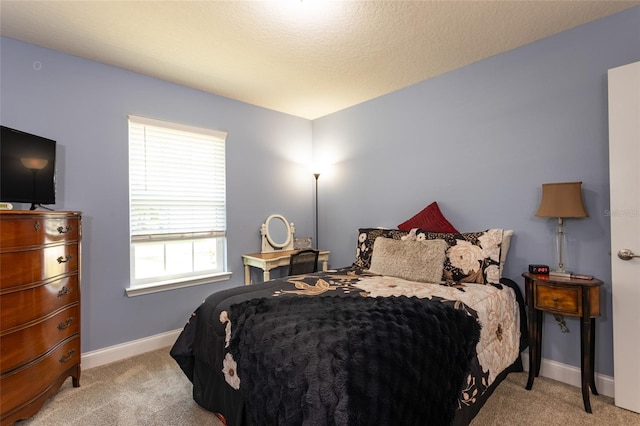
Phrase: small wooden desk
[
  {"left": 242, "top": 250, "right": 330, "bottom": 285},
  {"left": 523, "top": 272, "right": 603, "bottom": 413}
]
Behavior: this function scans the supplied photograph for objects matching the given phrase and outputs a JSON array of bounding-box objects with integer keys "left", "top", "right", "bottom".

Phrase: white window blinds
[{"left": 128, "top": 115, "right": 227, "bottom": 241}]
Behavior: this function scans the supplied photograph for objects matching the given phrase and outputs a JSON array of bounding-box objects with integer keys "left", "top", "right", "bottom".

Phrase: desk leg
[
  {"left": 321, "top": 260, "right": 328, "bottom": 271},
  {"left": 244, "top": 265, "right": 251, "bottom": 285},
  {"left": 580, "top": 318, "right": 593, "bottom": 413},
  {"left": 263, "top": 269, "right": 270, "bottom": 282}
]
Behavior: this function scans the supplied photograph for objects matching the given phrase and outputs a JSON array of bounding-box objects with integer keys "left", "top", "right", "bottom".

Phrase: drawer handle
[
  {"left": 59, "top": 349, "right": 75, "bottom": 363},
  {"left": 57, "top": 286, "right": 73, "bottom": 297},
  {"left": 57, "top": 255, "right": 72, "bottom": 264},
  {"left": 57, "top": 317, "right": 74, "bottom": 330},
  {"left": 552, "top": 297, "right": 559, "bottom": 302},
  {"left": 57, "top": 225, "right": 73, "bottom": 234},
  {"left": 34, "top": 221, "right": 41, "bottom": 231}
]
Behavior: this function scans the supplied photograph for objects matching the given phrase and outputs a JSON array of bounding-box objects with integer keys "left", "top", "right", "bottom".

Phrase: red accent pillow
[{"left": 397, "top": 202, "right": 459, "bottom": 233}]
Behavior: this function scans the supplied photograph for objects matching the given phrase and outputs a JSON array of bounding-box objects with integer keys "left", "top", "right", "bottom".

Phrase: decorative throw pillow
[
  {"left": 353, "top": 228, "right": 409, "bottom": 270},
  {"left": 397, "top": 202, "right": 459, "bottom": 233},
  {"left": 368, "top": 237, "right": 448, "bottom": 284},
  {"left": 500, "top": 230, "right": 514, "bottom": 278},
  {"left": 417, "top": 229, "right": 504, "bottom": 285}
]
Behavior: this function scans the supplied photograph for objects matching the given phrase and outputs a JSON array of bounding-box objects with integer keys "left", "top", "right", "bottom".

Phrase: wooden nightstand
[{"left": 522, "top": 272, "right": 603, "bottom": 413}]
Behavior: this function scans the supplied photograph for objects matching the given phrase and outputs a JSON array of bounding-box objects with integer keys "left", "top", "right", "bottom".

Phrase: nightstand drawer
[{"left": 535, "top": 284, "right": 581, "bottom": 315}]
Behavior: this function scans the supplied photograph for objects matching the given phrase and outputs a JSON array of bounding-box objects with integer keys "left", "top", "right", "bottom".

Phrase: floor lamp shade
[{"left": 535, "top": 182, "right": 588, "bottom": 275}]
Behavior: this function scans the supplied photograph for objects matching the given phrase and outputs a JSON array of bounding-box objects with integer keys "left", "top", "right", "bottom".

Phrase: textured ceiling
[{"left": 1, "top": 1, "right": 638, "bottom": 119}]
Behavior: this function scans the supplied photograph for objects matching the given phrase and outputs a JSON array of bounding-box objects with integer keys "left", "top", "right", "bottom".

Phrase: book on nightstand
[{"left": 549, "top": 271, "right": 593, "bottom": 280}]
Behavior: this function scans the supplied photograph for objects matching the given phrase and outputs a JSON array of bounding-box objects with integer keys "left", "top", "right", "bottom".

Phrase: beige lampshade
[{"left": 535, "top": 182, "right": 588, "bottom": 218}]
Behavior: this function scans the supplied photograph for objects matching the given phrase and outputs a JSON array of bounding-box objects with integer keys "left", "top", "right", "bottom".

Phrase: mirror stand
[{"left": 261, "top": 214, "right": 295, "bottom": 253}]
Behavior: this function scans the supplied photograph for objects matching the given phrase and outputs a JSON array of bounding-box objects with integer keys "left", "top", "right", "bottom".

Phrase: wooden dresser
[{"left": 0, "top": 211, "right": 82, "bottom": 425}]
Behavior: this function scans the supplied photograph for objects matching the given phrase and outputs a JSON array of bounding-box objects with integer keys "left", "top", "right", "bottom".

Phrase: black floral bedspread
[
  {"left": 170, "top": 268, "right": 527, "bottom": 426},
  {"left": 230, "top": 295, "right": 480, "bottom": 426}
]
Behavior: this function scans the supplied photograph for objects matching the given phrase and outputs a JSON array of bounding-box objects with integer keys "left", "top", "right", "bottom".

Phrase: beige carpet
[
  {"left": 16, "top": 347, "right": 640, "bottom": 425},
  {"left": 471, "top": 371, "right": 640, "bottom": 426},
  {"left": 17, "top": 348, "right": 223, "bottom": 426}
]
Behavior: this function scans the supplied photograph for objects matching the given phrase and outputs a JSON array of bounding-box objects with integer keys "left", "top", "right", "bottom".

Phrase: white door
[{"left": 608, "top": 60, "right": 640, "bottom": 414}]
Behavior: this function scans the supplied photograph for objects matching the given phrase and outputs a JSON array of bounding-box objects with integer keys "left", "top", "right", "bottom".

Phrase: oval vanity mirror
[{"left": 261, "top": 214, "right": 295, "bottom": 252}]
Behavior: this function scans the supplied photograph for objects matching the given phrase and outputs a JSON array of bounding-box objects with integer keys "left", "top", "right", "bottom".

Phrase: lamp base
[{"left": 549, "top": 270, "right": 572, "bottom": 279}]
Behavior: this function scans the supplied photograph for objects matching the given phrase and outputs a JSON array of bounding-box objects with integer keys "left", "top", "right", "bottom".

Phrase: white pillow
[
  {"left": 500, "top": 230, "right": 514, "bottom": 277},
  {"left": 368, "top": 237, "right": 448, "bottom": 283}
]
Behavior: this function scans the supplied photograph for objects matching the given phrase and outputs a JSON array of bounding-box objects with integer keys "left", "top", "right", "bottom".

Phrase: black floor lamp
[{"left": 313, "top": 172, "right": 320, "bottom": 249}]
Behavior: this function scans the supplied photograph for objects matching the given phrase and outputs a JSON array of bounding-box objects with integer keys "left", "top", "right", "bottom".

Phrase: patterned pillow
[
  {"left": 397, "top": 201, "right": 459, "bottom": 233},
  {"left": 417, "top": 229, "right": 504, "bottom": 285},
  {"left": 353, "top": 228, "right": 409, "bottom": 270}
]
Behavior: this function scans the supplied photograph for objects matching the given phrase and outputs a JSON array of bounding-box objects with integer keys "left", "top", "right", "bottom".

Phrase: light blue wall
[
  {"left": 2, "top": 6, "right": 638, "bottom": 376},
  {"left": 1, "top": 37, "right": 314, "bottom": 352},
  {"left": 313, "top": 6, "right": 640, "bottom": 377}
]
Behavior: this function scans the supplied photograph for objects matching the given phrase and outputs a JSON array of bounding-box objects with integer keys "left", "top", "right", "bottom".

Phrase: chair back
[{"left": 288, "top": 249, "right": 319, "bottom": 276}]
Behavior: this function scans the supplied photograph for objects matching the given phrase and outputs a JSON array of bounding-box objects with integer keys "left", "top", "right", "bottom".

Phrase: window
[{"left": 126, "top": 115, "right": 230, "bottom": 296}]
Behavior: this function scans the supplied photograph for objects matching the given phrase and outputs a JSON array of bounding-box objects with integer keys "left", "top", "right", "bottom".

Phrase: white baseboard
[
  {"left": 521, "top": 351, "right": 614, "bottom": 398},
  {"left": 81, "top": 328, "right": 182, "bottom": 370}
]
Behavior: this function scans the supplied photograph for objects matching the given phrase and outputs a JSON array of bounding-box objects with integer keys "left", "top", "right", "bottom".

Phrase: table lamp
[{"left": 535, "top": 181, "right": 588, "bottom": 278}]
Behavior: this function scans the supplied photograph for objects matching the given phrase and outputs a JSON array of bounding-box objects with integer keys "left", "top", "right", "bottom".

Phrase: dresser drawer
[
  {"left": 1, "top": 305, "right": 79, "bottom": 373},
  {"left": 1, "top": 275, "right": 79, "bottom": 330},
  {"left": 0, "top": 216, "right": 79, "bottom": 249},
  {"left": 0, "top": 243, "right": 78, "bottom": 290},
  {"left": 534, "top": 283, "right": 581, "bottom": 315},
  {"left": 0, "top": 336, "right": 79, "bottom": 416}
]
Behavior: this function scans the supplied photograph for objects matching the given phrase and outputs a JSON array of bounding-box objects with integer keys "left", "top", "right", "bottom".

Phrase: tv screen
[{"left": 1, "top": 126, "right": 56, "bottom": 209}]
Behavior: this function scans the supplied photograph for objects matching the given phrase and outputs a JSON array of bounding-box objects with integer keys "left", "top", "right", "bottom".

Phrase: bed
[{"left": 171, "top": 227, "right": 528, "bottom": 426}]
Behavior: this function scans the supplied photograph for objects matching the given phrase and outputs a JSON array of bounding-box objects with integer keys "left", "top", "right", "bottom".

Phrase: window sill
[{"left": 125, "top": 272, "right": 232, "bottom": 297}]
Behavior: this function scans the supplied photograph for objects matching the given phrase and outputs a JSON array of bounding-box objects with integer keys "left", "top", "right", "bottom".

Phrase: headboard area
[{"left": 353, "top": 201, "right": 514, "bottom": 286}]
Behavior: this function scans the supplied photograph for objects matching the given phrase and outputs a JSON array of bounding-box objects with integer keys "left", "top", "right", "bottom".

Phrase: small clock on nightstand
[{"left": 528, "top": 264, "right": 549, "bottom": 274}]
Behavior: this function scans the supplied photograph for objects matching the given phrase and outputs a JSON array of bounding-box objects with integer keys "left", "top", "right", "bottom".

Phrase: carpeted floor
[
  {"left": 471, "top": 371, "right": 640, "bottom": 426},
  {"left": 16, "top": 348, "right": 223, "bottom": 426},
  {"left": 15, "top": 347, "right": 640, "bottom": 425}
]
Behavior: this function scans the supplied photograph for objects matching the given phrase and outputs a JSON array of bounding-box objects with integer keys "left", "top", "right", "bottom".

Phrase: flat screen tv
[{"left": 1, "top": 125, "right": 57, "bottom": 210}]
